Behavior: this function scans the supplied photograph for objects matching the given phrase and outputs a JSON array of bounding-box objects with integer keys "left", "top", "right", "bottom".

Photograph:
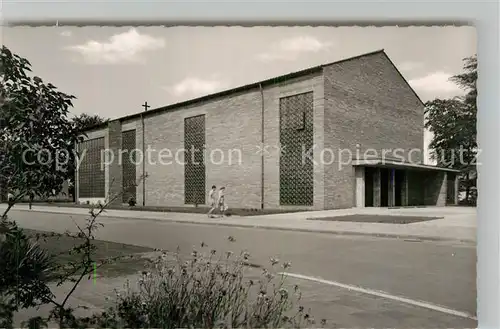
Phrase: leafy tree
[
  {"left": 450, "top": 55, "right": 477, "bottom": 103},
  {"left": 1, "top": 45, "right": 79, "bottom": 208},
  {"left": 0, "top": 44, "right": 82, "bottom": 327},
  {"left": 0, "top": 221, "right": 55, "bottom": 328},
  {"left": 72, "top": 113, "right": 107, "bottom": 133},
  {"left": 424, "top": 54, "right": 477, "bottom": 203}
]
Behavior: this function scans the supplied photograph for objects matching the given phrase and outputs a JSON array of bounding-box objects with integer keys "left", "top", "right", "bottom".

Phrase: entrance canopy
[
  {"left": 352, "top": 157, "right": 461, "bottom": 173},
  {"left": 352, "top": 157, "right": 460, "bottom": 208}
]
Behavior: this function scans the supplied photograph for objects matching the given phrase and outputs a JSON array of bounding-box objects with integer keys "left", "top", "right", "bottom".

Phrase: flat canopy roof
[{"left": 352, "top": 158, "right": 461, "bottom": 173}]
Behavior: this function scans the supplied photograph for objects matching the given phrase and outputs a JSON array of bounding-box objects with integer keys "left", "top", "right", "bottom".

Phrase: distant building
[{"left": 76, "top": 49, "right": 459, "bottom": 210}]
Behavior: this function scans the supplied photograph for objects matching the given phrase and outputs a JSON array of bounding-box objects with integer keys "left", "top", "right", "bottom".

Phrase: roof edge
[
  {"left": 114, "top": 65, "right": 324, "bottom": 124},
  {"left": 80, "top": 48, "right": 389, "bottom": 132},
  {"left": 352, "top": 158, "right": 461, "bottom": 173},
  {"left": 379, "top": 51, "right": 426, "bottom": 107},
  {"left": 320, "top": 48, "right": 385, "bottom": 68}
]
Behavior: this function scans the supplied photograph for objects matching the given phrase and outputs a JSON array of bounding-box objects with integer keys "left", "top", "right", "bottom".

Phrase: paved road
[{"left": 8, "top": 209, "right": 477, "bottom": 328}]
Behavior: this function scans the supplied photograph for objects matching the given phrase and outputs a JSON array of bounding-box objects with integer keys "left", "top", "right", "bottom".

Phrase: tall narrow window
[
  {"left": 184, "top": 115, "right": 206, "bottom": 205},
  {"left": 122, "top": 129, "right": 137, "bottom": 203},
  {"left": 279, "top": 91, "right": 314, "bottom": 206},
  {"left": 78, "top": 137, "right": 105, "bottom": 198}
]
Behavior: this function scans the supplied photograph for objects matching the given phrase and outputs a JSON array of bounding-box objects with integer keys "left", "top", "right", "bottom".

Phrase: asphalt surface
[{"left": 7, "top": 209, "right": 477, "bottom": 328}]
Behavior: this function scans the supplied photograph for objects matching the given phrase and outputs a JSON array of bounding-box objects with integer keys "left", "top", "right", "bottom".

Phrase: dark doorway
[
  {"left": 446, "top": 173, "right": 456, "bottom": 205},
  {"left": 364, "top": 167, "right": 374, "bottom": 207},
  {"left": 380, "top": 168, "right": 389, "bottom": 207},
  {"left": 394, "top": 169, "right": 405, "bottom": 207}
]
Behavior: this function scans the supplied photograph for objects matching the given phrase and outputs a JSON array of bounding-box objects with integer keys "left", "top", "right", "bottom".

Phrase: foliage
[
  {"left": 2, "top": 171, "right": 318, "bottom": 328},
  {"left": 450, "top": 55, "right": 477, "bottom": 103},
  {"left": 128, "top": 196, "right": 136, "bottom": 207},
  {"left": 424, "top": 98, "right": 476, "bottom": 168},
  {"left": 1, "top": 46, "right": 318, "bottom": 328},
  {"left": 1, "top": 45, "right": 79, "bottom": 203},
  {"left": 0, "top": 174, "right": 144, "bottom": 327},
  {"left": 1, "top": 45, "right": 80, "bottom": 327},
  {"left": 38, "top": 177, "right": 145, "bottom": 327},
  {"left": 71, "top": 113, "right": 108, "bottom": 134},
  {"left": 0, "top": 220, "right": 55, "bottom": 328},
  {"left": 77, "top": 241, "right": 321, "bottom": 329},
  {"left": 424, "top": 54, "right": 477, "bottom": 203}
]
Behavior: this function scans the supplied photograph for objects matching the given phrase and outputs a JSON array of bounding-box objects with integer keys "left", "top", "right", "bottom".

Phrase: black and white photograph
[{"left": 1, "top": 24, "right": 478, "bottom": 328}]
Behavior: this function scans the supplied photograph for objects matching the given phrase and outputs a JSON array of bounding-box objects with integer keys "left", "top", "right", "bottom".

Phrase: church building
[{"left": 76, "top": 49, "right": 459, "bottom": 210}]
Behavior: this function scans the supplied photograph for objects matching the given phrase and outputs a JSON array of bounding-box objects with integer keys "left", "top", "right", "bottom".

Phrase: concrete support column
[
  {"left": 107, "top": 120, "right": 123, "bottom": 206},
  {"left": 437, "top": 172, "right": 447, "bottom": 206},
  {"left": 355, "top": 167, "right": 365, "bottom": 208},
  {"left": 373, "top": 168, "right": 381, "bottom": 207},
  {"left": 454, "top": 174, "right": 459, "bottom": 205}
]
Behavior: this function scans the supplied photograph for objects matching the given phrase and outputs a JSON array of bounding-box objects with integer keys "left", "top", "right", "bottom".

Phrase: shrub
[
  {"left": 80, "top": 240, "right": 321, "bottom": 329},
  {"left": 0, "top": 219, "right": 55, "bottom": 328},
  {"left": 128, "top": 197, "right": 136, "bottom": 207}
]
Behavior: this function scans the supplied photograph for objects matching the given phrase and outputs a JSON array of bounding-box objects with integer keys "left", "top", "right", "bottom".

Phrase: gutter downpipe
[{"left": 259, "top": 83, "right": 265, "bottom": 210}]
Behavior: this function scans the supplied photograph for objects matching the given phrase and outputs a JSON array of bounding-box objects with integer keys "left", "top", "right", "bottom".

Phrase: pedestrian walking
[
  {"left": 207, "top": 185, "right": 217, "bottom": 218},
  {"left": 7, "top": 191, "right": 14, "bottom": 206},
  {"left": 28, "top": 191, "right": 34, "bottom": 210}
]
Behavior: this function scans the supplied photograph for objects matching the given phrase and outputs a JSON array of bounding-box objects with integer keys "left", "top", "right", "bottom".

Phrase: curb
[
  {"left": 7, "top": 208, "right": 476, "bottom": 245},
  {"left": 160, "top": 220, "right": 476, "bottom": 245}
]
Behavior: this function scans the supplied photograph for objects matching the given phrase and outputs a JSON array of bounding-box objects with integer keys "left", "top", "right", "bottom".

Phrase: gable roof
[
  {"left": 377, "top": 52, "right": 426, "bottom": 107},
  {"left": 84, "top": 49, "right": 424, "bottom": 132}
]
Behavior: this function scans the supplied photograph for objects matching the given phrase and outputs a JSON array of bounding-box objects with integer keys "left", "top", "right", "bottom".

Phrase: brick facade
[
  {"left": 133, "top": 73, "right": 325, "bottom": 210},
  {"left": 323, "top": 52, "right": 424, "bottom": 209},
  {"left": 107, "top": 120, "right": 123, "bottom": 206},
  {"left": 77, "top": 50, "right": 456, "bottom": 209}
]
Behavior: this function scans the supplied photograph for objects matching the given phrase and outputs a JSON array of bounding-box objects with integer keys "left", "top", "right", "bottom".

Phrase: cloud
[
  {"left": 408, "top": 71, "right": 463, "bottom": 94},
  {"left": 257, "top": 36, "right": 332, "bottom": 62},
  {"left": 167, "top": 77, "right": 228, "bottom": 97},
  {"left": 66, "top": 28, "right": 165, "bottom": 64},
  {"left": 398, "top": 61, "right": 423, "bottom": 72},
  {"left": 60, "top": 30, "right": 72, "bottom": 37}
]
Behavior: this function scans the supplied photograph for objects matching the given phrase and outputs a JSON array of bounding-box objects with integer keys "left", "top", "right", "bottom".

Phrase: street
[{"left": 8, "top": 209, "right": 477, "bottom": 328}]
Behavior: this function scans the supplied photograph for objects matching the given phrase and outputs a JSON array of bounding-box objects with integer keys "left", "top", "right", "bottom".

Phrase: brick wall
[
  {"left": 136, "top": 116, "right": 145, "bottom": 206},
  {"left": 424, "top": 171, "right": 447, "bottom": 206},
  {"left": 323, "top": 52, "right": 425, "bottom": 209},
  {"left": 405, "top": 170, "right": 448, "bottom": 206},
  {"left": 407, "top": 171, "right": 425, "bottom": 206},
  {"left": 134, "top": 73, "right": 324, "bottom": 210},
  {"left": 262, "top": 73, "right": 325, "bottom": 210},
  {"left": 83, "top": 51, "right": 430, "bottom": 210},
  {"left": 107, "top": 120, "right": 123, "bottom": 205},
  {"left": 137, "top": 90, "right": 262, "bottom": 208}
]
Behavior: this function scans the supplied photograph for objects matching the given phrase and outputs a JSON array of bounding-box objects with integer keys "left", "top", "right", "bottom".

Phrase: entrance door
[
  {"left": 394, "top": 169, "right": 405, "bottom": 207},
  {"left": 364, "top": 167, "right": 374, "bottom": 207},
  {"left": 380, "top": 168, "right": 389, "bottom": 207}
]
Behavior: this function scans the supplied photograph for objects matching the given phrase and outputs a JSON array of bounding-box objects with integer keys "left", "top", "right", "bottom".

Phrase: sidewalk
[
  {"left": 1, "top": 204, "right": 477, "bottom": 243},
  {"left": 13, "top": 272, "right": 140, "bottom": 326}
]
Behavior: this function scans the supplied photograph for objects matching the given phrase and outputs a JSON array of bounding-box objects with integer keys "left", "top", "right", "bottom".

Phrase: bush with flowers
[{"left": 77, "top": 237, "right": 325, "bottom": 329}]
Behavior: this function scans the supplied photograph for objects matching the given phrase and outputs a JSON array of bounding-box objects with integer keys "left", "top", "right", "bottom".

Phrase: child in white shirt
[
  {"left": 207, "top": 185, "right": 217, "bottom": 218},
  {"left": 217, "top": 187, "right": 227, "bottom": 217}
]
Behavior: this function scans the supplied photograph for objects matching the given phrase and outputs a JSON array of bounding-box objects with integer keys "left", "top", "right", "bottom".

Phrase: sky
[{"left": 2, "top": 26, "right": 476, "bottom": 163}]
